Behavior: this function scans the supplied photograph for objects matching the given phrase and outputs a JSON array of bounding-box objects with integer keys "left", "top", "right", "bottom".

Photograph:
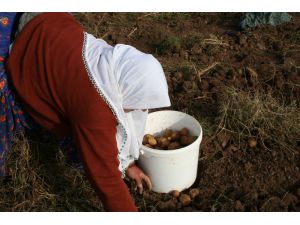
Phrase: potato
[
  {"left": 170, "top": 190, "right": 181, "bottom": 198},
  {"left": 144, "top": 134, "right": 153, "bottom": 139},
  {"left": 156, "top": 137, "right": 164, "bottom": 147},
  {"left": 146, "top": 128, "right": 197, "bottom": 151},
  {"left": 143, "top": 192, "right": 160, "bottom": 202},
  {"left": 157, "top": 201, "right": 169, "bottom": 211},
  {"left": 144, "top": 144, "right": 153, "bottom": 148},
  {"left": 142, "top": 135, "right": 149, "bottom": 145},
  {"left": 148, "top": 136, "right": 157, "bottom": 146},
  {"left": 189, "top": 188, "right": 200, "bottom": 199},
  {"left": 167, "top": 198, "right": 178, "bottom": 210},
  {"left": 163, "top": 129, "right": 173, "bottom": 138},
  {"left": 180, "top": 127, "right": 189, "bottom": 136},
  {"left": 180, "top": 135, "right": 197, "bottom": 146},
  {"left": 187, "top": 136, "right": 197, "bottom": 145},
  {"left": 176, "top": 202, "right": 183, "bottom": 209},
  {"left": 143, "top": 134, "right": 153, "bottom": 145},
  {"left": 179, "top": 194, "right": 191, "bottom": 207},
  {"left": 248, "top": 138, "right": 257, "bottom": 148},
  {"left": 168, "top": 142, "right": 181, "bottom": 150},
  {"left": 158, "top": 137, "right": 170, "bottom": 149},
  {"left": 156, "top": 137, "right": 162, "bottom": 145},
  {"left": 163, "top": 140, "right": 170, "bottom": 149},
  {"left": 170, "top": 131, "right": 180, "bottom": 141},
  {"left": 180, "top": 136, "right": 190, "bottom": 146},
  {"left": 157, "top": 199, "right": 177, "bottom": 211}
]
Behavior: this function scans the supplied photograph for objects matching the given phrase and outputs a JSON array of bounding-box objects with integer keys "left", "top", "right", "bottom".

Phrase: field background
[{"left": 1, "top": 13, "right": 300, "bottom": 212}]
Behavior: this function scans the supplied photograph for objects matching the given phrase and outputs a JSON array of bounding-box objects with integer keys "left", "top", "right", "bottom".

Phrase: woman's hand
[{"left": 126, "top": 163, "right": 152, "bottom": 194}]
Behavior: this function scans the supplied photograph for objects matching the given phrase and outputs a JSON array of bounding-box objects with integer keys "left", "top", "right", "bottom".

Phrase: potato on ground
[
  {"left": 248, "top": 138, "right": 257, "bottom": 148},
  {"left": 169, "top": 190, "right": 181, "bottom": 198},
  {"left": 189, "top": 188, "right": 200, "bottom": 199},
  {"left": 179, "top": 194, "right": 191, "bottom": 206},
  {"left": 157, "top": 198, "right": 178, "bottom": 211}
]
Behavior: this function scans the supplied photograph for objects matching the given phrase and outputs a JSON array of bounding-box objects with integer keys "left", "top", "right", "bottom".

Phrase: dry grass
[
  {"left": 202, "top": 36, "right": 229, "bottom": 47},
  {"left": 75, "top": 13, "right": 108, "bottom": 38},
  {"left": 219, "top": 88, "right": 300, "bottom": 152},
  {"left": 0, "top": 133, "right": 103, "bottom": 211}
]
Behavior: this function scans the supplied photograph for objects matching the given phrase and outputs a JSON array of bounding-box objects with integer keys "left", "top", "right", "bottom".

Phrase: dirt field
[{"left": 1, "top": 13, "right": 300, "bottom": 212}]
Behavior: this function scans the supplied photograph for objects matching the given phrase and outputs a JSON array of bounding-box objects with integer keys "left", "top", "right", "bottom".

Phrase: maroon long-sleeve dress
[{"left": 6, "top": 12, "right": 137, "bottom": 212}]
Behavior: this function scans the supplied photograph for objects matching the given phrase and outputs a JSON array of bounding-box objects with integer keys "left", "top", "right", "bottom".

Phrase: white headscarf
[{"left": 83, "top": 33, "right": 171, "bottom": 175}]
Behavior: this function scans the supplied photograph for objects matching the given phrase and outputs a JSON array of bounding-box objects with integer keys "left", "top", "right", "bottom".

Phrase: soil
[{"left": 75, "top": 13, "right": 300, "bottom": 211}]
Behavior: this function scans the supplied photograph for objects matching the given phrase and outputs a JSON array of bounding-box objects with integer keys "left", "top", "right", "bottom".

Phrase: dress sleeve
[{"left": 70, "top": 102, "right": 137, "bottom": 212}]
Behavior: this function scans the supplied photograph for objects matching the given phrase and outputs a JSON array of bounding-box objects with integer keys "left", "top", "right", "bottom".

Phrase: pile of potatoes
[
  {"left": 143, "top": 128, "right": 197, "bottom": 150},
  {"left": 155, "top": 188, "right": 200, "bottom": 211}
]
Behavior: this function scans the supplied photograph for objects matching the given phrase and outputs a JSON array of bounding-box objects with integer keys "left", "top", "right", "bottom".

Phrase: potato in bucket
[{"left": 142, "top": 127, "right": 197, "bottom": 150}]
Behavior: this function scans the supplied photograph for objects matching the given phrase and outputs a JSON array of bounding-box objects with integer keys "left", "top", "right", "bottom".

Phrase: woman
[{"left": 6, "top": 13, "right": 171, "bottom": 211}]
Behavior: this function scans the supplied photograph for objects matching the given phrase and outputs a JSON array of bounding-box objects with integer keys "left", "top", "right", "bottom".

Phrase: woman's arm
[
  {"left": 71, "top": 119, "right": 138, "bottom": 211},
  {"left": 126, "top": 163, "right": 152, "bottom": 194},
  {"left": 68, "top": 88, "right": 138, "bottom": 212}
]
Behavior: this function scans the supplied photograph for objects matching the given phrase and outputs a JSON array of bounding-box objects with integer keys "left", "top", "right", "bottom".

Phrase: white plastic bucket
[{"left": 137, "top": 110, "right": 203, "bottom": 193}]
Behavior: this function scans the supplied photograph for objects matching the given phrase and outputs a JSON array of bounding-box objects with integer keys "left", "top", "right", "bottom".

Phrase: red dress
[{"left": 6, "top": 13, "right": 137, "bottom": 212}]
